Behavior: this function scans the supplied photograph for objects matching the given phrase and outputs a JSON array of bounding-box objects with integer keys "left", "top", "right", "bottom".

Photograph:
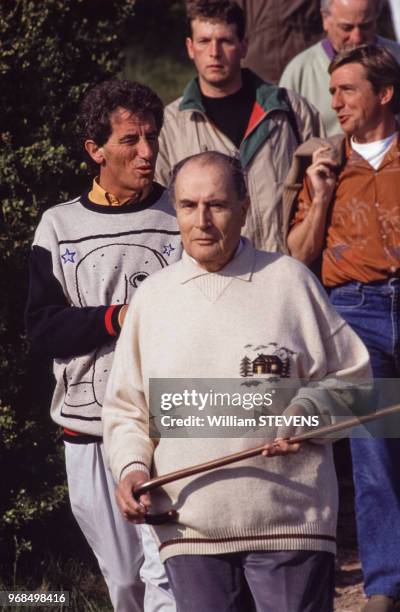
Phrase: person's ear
[
  {"left": 186, "top": 37, "right": 195, "bottom": 60},
  {"left": 240, "top": 197, "right": 250, "bottom": 227},
  {"left": 85, "top": 140, "right": 105, "bottom": 165},
  {"left": 379, "top": 85, "right": 394, "bottom": 108},
  {"left": 321, "top": 9, "right": 331, "bottom": 35},
  {"left": 240, "top": 37, "right": 248, "bottom": 60}
]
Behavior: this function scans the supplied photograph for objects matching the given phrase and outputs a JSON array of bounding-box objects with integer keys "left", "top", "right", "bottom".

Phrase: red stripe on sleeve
[
  {"left": 63, "top": 427, "right": 80, "bottom": 437},
  {"left": 105, "top": 305, "right": 118, "bottom": 336}
]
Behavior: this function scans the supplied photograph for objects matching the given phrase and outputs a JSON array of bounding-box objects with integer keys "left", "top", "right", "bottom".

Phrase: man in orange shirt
[{"left": 288, "top": 45, "right": 400, "bottom": 612}]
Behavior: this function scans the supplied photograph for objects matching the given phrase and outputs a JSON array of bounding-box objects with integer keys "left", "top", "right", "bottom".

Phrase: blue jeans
[{"left": 330, "top": 280, "right": 400, "bottom": 598}]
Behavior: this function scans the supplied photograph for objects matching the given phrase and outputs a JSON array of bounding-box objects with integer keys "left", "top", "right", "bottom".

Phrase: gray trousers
[
  {"left": 65, "top": 441, "right": 175, "bottom": 612},
  {"left": 165, "top": 550, "right": 334, "bottom": 612}
]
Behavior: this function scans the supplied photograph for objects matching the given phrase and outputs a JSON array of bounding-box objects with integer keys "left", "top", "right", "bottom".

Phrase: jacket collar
[
  {"left": 179, "top": 236, "right": 256, "bottom": 284},
  {"left": 179, "top": 68, "right": 289, "bottom": 116},
  {"left": 179, "top": 69, "right": 292, "bottom": 167}
]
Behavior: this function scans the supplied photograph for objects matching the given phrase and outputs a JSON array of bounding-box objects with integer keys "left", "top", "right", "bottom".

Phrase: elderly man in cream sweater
[{"left": 103, "top": 151, "right": 370, "bottom": 612}]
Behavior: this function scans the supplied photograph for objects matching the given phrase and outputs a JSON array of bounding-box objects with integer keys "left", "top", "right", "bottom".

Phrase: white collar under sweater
[
  {"left": 180, "top": 237, "right": 255, "bottom": 283},
  {"left": 179, "top": 237, "right": 255, "bottom": 302}
]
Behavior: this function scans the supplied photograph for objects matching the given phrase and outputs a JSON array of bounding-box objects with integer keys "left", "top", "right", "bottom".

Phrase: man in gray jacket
[{"left": 155, "top": 0, "right": 324, "bottom": 252}]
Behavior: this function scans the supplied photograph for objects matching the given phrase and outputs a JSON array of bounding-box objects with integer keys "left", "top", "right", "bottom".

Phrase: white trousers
[{"left": 65, "top": 441, "right": 175, "bottom": 612}]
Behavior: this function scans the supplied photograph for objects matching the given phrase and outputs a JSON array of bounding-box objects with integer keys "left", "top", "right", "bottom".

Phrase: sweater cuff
[
  {"left": 119, "top": 460, "right": 150, "bottom": 482},
  {"left": 286, "top": 397, "right": 334, "bottom": 445},
  {"left": 104, "top": 305, "right": 124, "bottom": 337},
  {"left": 288, "top": 398, "right": 319, "bottom": 415}
]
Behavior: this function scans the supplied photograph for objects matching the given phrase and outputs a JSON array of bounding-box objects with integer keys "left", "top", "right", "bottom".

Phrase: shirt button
[
  {"left": 382, "top": 234, "right": 387, "bottom": 239},
  {"left": 390, "top": 266, "right": 397, "bottom": 273},
  {"left": 375, "top": 202, "right": 379, "bottom": 207}
]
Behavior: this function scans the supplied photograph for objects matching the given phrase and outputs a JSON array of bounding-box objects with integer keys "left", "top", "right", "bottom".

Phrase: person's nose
[
  {"left": 332, "top": 90, "right": 344, "bottom": 111},
  {"left": 195, "top": 205, "right": 211, "bottom": 229},
  {"left": 137, "top": 137, "right": 154, "bottom": 161},
  {"left": 209, "top": 39, "right": 220, "bottom": 58},
  {"left": 349, "top": 27, "right": 363, "bottom": 46}
]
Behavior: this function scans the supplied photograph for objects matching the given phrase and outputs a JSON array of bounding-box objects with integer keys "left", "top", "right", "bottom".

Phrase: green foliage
[
  {"left": 123, "top": 0, "right": 195, "bottom": 103},
  {"left": 0, "top": 555, "right": 112, "bottom": 611},
  {"left": 0, "top": 0, "right": 136, "bottom": 579}
]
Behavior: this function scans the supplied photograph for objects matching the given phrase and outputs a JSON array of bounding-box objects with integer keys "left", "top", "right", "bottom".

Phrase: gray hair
[
  {"left": 169, "top": 151, "right": 248, "bottom": 202},
  {"left": 320, "top": 0, "right": 383, "bottom": 16}
]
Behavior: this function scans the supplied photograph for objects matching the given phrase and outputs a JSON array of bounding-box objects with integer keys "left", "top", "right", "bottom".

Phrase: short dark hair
[
  {"left": 170, "top": 151, "right": 248, "bottom": 202},
  {"left": 77, "top": 79, "right": 164, "bottom": 151},
  {"left": 186, "top": 0, "right": 245, "bottom": 41},
  {"left": 329, "top": 44, "right": 400, "bottom": 114}
]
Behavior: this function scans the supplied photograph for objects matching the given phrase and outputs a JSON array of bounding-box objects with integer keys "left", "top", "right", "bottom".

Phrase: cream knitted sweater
[{"left": 103, "top": 240, "right": 370, "bottom": 561}]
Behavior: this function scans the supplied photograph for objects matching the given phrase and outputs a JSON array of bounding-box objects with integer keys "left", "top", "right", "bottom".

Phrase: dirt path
[
  {"left": 334, "top": 449, "right": 365, "bottom": 612},
  {"left": 335, "top": 548, "right": 365, "bottom": 611}
]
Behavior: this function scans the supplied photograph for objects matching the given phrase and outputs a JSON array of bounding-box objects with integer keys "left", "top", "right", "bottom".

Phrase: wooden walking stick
[{"left": 134, "top": 403, "right": 400, "bottom": 525}]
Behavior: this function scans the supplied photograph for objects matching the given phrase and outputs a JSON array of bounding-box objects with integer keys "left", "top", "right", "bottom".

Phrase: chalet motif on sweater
[{"left": 239, "top": 343, "right": 297, "bottom": 378}]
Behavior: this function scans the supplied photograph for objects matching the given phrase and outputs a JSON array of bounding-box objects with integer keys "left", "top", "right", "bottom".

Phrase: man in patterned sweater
[
  {"left": 103, "top": 151, "right": 371, "bottom": 612},
  {"left": 25, "top": 80, "right": 181, "bottom": 612}
]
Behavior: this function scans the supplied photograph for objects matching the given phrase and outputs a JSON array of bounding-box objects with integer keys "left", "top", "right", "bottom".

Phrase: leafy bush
[
  {"left": 123, "top": 0, "right": 195, "bottom": 103},
  {"left": 0, "top": 0, "right": 136, "bottom": 580}
]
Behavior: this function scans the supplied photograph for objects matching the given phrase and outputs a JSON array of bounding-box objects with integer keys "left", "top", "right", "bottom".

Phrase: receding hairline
[
  {"left": 320, "top": 0, "right": 383, "bottom": 16},
  {"left": 174, "top": 155, "right": 235, "bottom": 185},
  {"left": 171, "top": 151, "right": 248, "bottom": 203}
]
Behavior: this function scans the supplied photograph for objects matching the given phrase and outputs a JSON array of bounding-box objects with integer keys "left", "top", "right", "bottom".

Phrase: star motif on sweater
[
  {"left": 61, "top": 248, "right": 76, "bottom": 264},
  {"left": 163, "top": 243, "right": 176, "bottom": 257}
]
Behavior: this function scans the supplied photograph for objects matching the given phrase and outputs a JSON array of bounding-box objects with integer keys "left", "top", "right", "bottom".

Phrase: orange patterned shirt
[{"left": 293, "top": 136, "right": 400, "bottom": 287}]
